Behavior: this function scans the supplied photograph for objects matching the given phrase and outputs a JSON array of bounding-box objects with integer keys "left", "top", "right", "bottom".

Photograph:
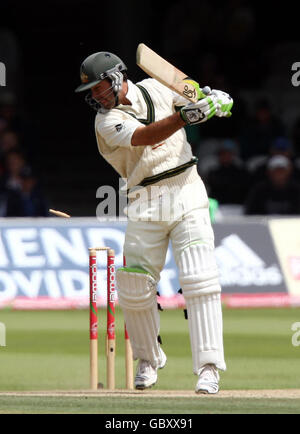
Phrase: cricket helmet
[
  {"left": 75, "top": 52, "right": 127, "bottom": 113},
  {"left": 75, "top": 51, "right": 127, "bottom": 93}
]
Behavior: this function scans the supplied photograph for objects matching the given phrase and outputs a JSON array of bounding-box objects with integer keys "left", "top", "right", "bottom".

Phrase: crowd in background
[
  {"left": 1, "top": 0, "right": 300, "bottom": 217},
  {"left": 2, "top": 88, "right": 300, "bottom": 217},
  {"left": 2, "top": 77, "right": 300, "bottom": 217},
  {"left": 0, "top": 96, "right": 49, "bottom": 217},
  {"left": 161, "top": 1, "right": 300, "bottom": 216},
  {"left": 191, "top": 99, "right": 300, "bottom": 216}
]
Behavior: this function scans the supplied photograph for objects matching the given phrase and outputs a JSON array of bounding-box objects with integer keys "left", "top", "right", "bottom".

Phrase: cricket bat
[{"left": 136, "top": 43, "right": 207, "bottom": 103}]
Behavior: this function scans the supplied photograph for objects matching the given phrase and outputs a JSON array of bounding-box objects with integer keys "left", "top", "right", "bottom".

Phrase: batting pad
[
  {"left": 178, "top": 242, "right": 221, "bottom": 297},
  {"left": 116, "top": 267, "right": 162, "bottom": 369},
  {"left": 177, "top": 243, "right": 226, "bottom": 372},
  {"left": 185, "top": 293, "right": 226, "bottom": 373}
]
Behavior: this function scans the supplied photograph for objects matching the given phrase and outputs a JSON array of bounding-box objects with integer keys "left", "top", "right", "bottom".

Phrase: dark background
[{"left": 0, "top": 0, "right": 299, "bottom": 215}]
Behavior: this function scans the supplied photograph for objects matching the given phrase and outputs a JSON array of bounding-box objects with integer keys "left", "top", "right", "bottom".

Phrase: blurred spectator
[
  {"left": 195, "top": 53, "right": 223, "bottom": 89},
  {"left": 0, "top": 129, "right": 20, "bottom": 154},
  {"left": 0, "top": 95, "right": 38, "bottom": 162},
  {"left": 0, "top": 93, "right": 20, "bottom": 131},
  {"left": 5, "top": 167, "right": 49, "bottom": 217},
  {"left": 244, "top": 155, "right": 300, "bottom": 215},
  {"left": 291, "top": 116, "right": 300, "bottom": 157},
  {"left": 3, "top": 149, "right": 27, "bottom": 191},
  {"left": 0, "top": 117, "right": 8, "bottom": 136},
  {"left": 162, "top": 1, "right": 214, "bottom": 71},
  {"left": 239, "top": 99, "right": 285, "bottom": 160},
  {"left": 205, "top": 139, "right": 250, "bottom": 204},
  {"left": 0, "top": 128, "right": 22, "bottom": 179},
  {"left": 269, "top": 136, "right": 294, "bottom": 159},
  {"left": 224, "top": 0, "right": 255, "bottom": 48},
  {"left": 247, "top": 136, "right": 300, "bottom": 182}
]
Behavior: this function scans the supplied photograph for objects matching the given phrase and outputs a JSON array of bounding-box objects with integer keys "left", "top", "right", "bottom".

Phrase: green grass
[
  {"left": 0, "top": 396, "right": 300, "bottom": 414},
  {"left": 222, "top": 308, "right": 300, "bottom": 390},
  {"left": 0, "top": 307, "right": 300, "bottom": 413}
]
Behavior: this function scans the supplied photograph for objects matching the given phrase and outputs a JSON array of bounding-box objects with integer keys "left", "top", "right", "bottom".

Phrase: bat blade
[{"left": 136, "top": 43, "right": 198, "bottom": 103}]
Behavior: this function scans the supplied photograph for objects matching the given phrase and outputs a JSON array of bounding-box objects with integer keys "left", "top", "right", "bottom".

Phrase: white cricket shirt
[{"left": 95, "top": 78, "right": 194, "bottom": 189}]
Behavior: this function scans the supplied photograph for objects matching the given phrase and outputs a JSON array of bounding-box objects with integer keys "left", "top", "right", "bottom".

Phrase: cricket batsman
[{"left": 75, "top": 50, "right": 233, "bottom": 394}]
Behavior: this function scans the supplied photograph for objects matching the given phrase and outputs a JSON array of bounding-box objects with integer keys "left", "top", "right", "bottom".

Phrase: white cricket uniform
[
  {"left": 95, "top": 79, "right": 193, "bottom": 189},
  {"left": 95, "top": 78, "right": 226, "bottom": 374}
]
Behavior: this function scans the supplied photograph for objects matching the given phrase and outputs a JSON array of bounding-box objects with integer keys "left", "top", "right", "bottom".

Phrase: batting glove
[
  {"left": 180, "top": 95, "right": 220, "bottom": 125},
  {"left": 211, "top": 89, "right": 233, "bottom": 118}
]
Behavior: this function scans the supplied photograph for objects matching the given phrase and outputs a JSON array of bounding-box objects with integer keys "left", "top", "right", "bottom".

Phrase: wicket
[{"left": 89, "top": 247, "right": 134, "bottom": 390}]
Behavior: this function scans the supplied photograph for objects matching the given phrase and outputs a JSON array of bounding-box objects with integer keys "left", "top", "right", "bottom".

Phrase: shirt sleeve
[
  {"left": 95, "top": 113, "right": 143, "bottom": 148},
  {"left": 172, "top": 91, "right": 190, "bottom": 107}
]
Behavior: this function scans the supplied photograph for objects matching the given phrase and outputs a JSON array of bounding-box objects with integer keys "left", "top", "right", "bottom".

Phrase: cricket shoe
[
  {"left": 135, "top": 348, "right": 167, "bottom": 390},
  {"left": 195, "top": 364, "right": 220, "bottom": 394}
]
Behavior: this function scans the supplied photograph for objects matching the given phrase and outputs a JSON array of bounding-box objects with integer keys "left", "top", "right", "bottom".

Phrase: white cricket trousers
[{"left": 122, "top": 166, "right": 226, "bottom": 373}]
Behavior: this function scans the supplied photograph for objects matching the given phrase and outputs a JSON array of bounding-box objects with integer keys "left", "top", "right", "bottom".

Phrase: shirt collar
[{"left": 123, "top": 79, "right": 139, "bottom": 106}]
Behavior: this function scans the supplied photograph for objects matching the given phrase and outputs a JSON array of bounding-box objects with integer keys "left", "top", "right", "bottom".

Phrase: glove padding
[
  {"left": 211, "top": 89, "right": 233, "bottom": 118},
  {"left": 180, "top": 95, "right": 220, "bottom": 125}
]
